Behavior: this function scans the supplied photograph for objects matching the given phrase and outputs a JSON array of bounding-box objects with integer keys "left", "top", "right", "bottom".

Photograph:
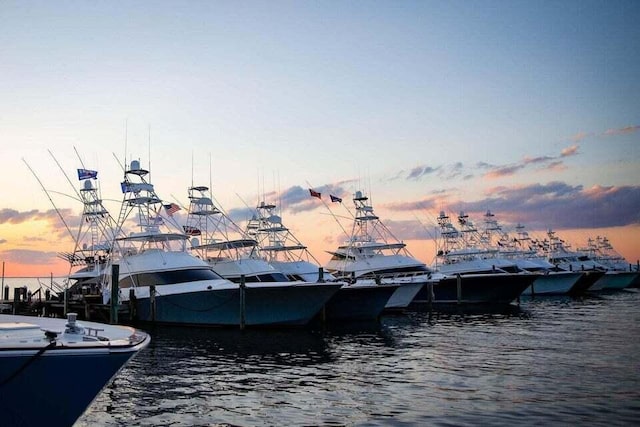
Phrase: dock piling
[
  {"left": 150, "top": 285, "right": 156, "bottom": 323},
  {"left": 110, "top": 264, "right": 119, "bottom": 324},
  {"left": 239, "top": 275, "right": 246, "bottom": 330}
]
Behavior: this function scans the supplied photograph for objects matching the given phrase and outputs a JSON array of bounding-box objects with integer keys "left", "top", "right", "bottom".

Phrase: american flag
[{"left": 163, "top": 203, "right": 181, "bottom": 216}]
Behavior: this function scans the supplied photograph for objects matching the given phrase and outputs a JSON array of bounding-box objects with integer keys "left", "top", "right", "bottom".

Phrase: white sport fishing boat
[
  {"left": 0, "top": 313, "right": 149, "bottom": 426},
  {"left": 544, "top": 229, "right": 606, "bottom": 293},
  {"left": 246, "top": 200, "right": 335, "bottom": 282},
  {"left": 324, "top": 190, "right": 428, "bottom": 311},
  {"left": 245, "top": 199, "right": 397, "bottom": 321},
  {"left": 62, "top": 160, "right": 338, "bottom": 327},
  {"left": 180, "top": 184, "right": 341, "bottom": 323},
  {"left": 579, "top": 236, "right": 639, "bottom": 290},
  {"left": 425, "top": 211, "right": 536, "bottom": 304},
  {"left": 480, "top": 215, "right": 584, "bottom": 296}
]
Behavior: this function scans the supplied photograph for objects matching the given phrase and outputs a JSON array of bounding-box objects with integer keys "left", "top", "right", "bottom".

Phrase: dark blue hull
[
  {"left": 414, "top": 273, "right": 536, "bottom": 304},
  {"left": 570, "top": 270, "right": 605, "bottom": 294},
  {"left": 322, "top": 284, "right": 399, "bottom": 320},
  {"left": 1, "top": 351, "right": 137, "bottom": 427},
  {"left": 135, "top": 284, "right": 341, "bottom": 327}
]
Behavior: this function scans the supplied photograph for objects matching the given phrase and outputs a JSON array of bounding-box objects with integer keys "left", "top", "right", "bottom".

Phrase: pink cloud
[
  {"left": 483, "top": 164, "right": 524, "bottom": 179},
  {"left": 539, "top": 160, "right": 567, "bottom": 172},
  {"left": 570, "top": 132, "right": 590, "bottom": 142},
  {"left": 560, "top": 144, "right": 579, "bottom": 157},
  {"left": 603, "top": 125, "right": 640, "bottom": 136}
]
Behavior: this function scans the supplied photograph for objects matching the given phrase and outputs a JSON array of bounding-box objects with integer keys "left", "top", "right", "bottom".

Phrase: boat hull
[
  {"left": 590, "top": 271, "right": 639, "bottom": 291},
  {"left": 384, "top": 281, "right": 425, "bottom": 309},
  {"left": 133, "top": 283, "right": 342, "bottom": 327},
  {"left": 414, "top": 273, "right": 536, "bottom": 304},
  {"left": 1, "top": 350, "right": 139, "bottom": 427},
  {"left": 568, "top": 270, "right": 605, "bottom": 294},
  {"left": 322, "top": 284, "right": 399, "bottom": 320},
  {"left": 522, "top": 271, "right": 583, "bottom": 296},
  {"left": 0, "top": 314, "right": 149, "bottom": 427}
]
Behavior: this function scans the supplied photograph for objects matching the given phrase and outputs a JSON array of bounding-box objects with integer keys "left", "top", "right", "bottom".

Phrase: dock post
[
  {"left": 456, "top": 274, "right": 462, "bottom": 305},
  {"left": 239, "top": 275, "right": 246, "bottom": 330},
  {"left": 110, "top": 264, "right": 119, "bottom": 324},
  {"left": 129, "top": 289, "right": 137, "bottom": 321},
  {"left": 318, "top": 267, "right": 324, "bottom": 283},
  {"left": 3, "top": 285, "right": 8, "bottom": 301},
  {"left": 12, "top": 288, "right": 20, "bottom": 314},
  {"left": 150, "top": 285, "right": 156, "bottom": 323}
]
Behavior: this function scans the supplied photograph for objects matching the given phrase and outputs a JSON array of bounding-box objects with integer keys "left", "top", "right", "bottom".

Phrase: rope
[{"left": 0, "top": 340, "right": 57, "bottom": 386}]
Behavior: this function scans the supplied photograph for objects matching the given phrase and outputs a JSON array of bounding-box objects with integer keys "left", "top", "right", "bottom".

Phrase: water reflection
[{"left": 78, "top": 291, "right": 640, "bottom": 426}]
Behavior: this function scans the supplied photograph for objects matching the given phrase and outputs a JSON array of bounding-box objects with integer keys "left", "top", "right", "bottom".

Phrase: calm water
[{"left": 70, "top": 289, "right": 640, "bottom": 426}]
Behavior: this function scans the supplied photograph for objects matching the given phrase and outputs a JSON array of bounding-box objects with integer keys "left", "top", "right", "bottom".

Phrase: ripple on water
[{"left": 77, "top": 290, "right": 640, "bottom": 426}]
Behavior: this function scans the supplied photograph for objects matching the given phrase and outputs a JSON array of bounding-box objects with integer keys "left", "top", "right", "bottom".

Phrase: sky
[{"left": 0, "top": 0, "right": 639, "bottom": 277}]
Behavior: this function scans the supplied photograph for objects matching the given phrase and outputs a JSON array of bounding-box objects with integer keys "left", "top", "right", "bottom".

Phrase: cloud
[
  {"left": 538, "top": 161, "right": 567, "bottom": 172},
  {"left": 560, "top": 144, "right": 579, "bottom": 157},
  {"left": 385, "top": 197, "right": 439, "bottom": 212},
  {"left": 0, "top": 208, "right": 67, "bottom": 225},
  {"left": 444, "top": 181, "right": 640, "bottom": 230},
  {"left": 482, "top": 145, "right": 578, "bottom": 179},
  {"left": 484, "top": 164, "right": 526, "bottom": 179},
  {"left": 407, "top": 165, "right": 438, "bottom": 180},
  {"left": 384, "top": 219, "right": 433, "bottom": 241},
  {"left": 603, "top": 125, "right": 640, "bottom": 136},
  {"left": 227, "top": 207, "right": 258, "bottom": 224},
  {"left": 569, "top": 131, "right": 591, "bottom": 142},
  {"left": 438, "top": 162, "right": 465, "bottom": 180},
  {"left": 523, "top": 156, "right": 555, "bottom": 165},
  {"left": 0, "top": 249, "right": 59, "bottom": 265},
  {"left": 253, "top": 183, "right": 351, "bottom": 215}
]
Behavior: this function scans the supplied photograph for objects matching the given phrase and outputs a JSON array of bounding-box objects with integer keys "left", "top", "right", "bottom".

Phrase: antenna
[
  {"left": 123, "top": 119, "right": 128, "bottom": 174},
  {"left": 148, "top": 124, "right": 152, "bottom": 183}
]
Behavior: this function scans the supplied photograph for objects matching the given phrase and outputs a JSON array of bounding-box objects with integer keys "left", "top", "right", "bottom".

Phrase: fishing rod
[{"left": 22, "top": 158, "right": 76, "bottom": 243}]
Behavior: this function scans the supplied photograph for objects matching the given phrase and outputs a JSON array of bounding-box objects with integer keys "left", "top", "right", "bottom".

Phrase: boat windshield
[{"left": 119, "top": 267, "right": 223, "bottom": 288}]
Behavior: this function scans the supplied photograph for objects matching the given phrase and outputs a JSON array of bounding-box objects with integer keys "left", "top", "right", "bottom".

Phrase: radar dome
[
  {"left": 131, "top": 160, "right": 140, "bottom": 170},
  {"left": 83, "top": 180, "right": 93, "bottom": 190}
]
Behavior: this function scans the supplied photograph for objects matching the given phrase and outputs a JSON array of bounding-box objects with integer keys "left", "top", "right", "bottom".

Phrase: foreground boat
[{"left": 0, "top": 313, "right": 149, "bottom": 427}]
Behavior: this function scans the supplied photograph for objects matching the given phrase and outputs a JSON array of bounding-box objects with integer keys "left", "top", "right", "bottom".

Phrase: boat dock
[{"left": 0, "top": 284, "right": 130, "bottom": 324}]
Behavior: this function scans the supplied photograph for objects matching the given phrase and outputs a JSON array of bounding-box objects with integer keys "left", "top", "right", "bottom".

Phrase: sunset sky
[{"left": 1, "top": 1, "right": 638, "bottom": 277}]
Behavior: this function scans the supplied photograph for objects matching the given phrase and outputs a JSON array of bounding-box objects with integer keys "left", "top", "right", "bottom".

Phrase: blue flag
[
  {"left": 77, "top": 168, "right": 98, "bottom": 180},
  {"left": 330, "top": 194, "right": 342, "bottom": 203}
]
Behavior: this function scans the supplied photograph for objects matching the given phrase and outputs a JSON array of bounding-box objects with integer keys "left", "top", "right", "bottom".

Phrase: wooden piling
[
  {"left": 456, "top": 274, "right": 462, "bottom": 305},
  {"left": 239, "top": 275, "right": 246, "bottom": 330},
  {"left": 129, "top": 288, "right": 137, "bottom": 321},
  {"left": 12, "top": 288, "right": 19, "bottom": 315},
  {"left": 318, "top": 267, "right": 324, "bottom": 283},
  {"left": 110, "top": 264, "right": 120, "bottom": 324},
  {"left": 150, "top": 285, "right": 156, "bottom": 323}
]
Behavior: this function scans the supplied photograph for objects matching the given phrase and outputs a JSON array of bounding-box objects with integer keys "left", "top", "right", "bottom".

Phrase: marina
[{"left": 2, "top": 2, "right": 639, "bottom": 425}]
